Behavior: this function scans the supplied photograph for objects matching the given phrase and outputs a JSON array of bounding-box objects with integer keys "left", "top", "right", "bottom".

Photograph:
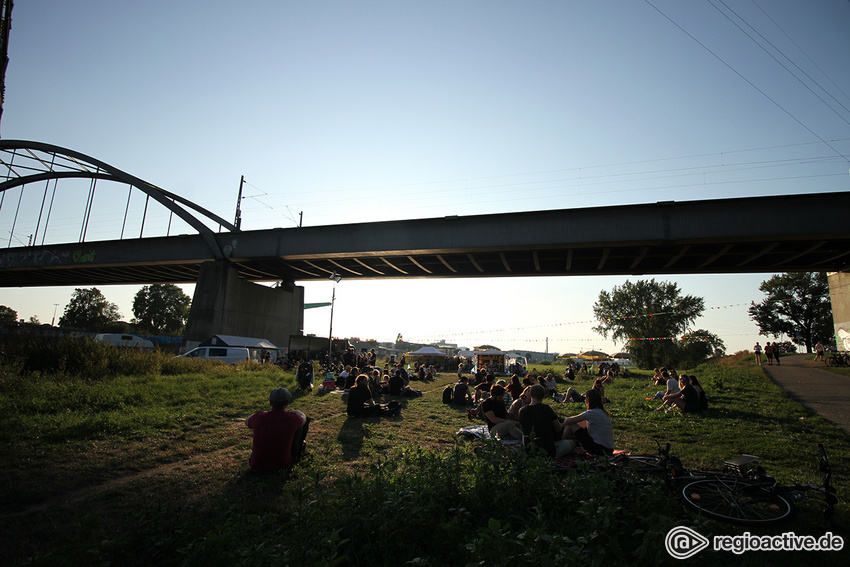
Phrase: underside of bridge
[{"left": 1, "top": 192, "right": 848, "bottom": 287}]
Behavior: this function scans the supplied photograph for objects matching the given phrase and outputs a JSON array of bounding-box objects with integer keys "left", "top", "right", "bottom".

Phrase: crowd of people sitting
[
  {"left": 446, "top": 367, "right": 617, "bottom": 458},
  {"left": 249, "top": 354, "right": 708, "bottom": 475},
  {"left": 651, "top": 367, "right": 708, "bottom": 413}
]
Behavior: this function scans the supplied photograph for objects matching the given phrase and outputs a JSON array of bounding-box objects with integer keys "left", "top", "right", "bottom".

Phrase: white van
[
  {"left": 95, "top": 333, "right": 155, "bottom": 350},
  {"left": 177, "top": 346, "right": 250, "bottom": 364}
]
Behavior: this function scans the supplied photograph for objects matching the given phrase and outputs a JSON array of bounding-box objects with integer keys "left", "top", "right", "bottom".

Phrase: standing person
[
  {"left": 561, "top": 388, "right": 614, "bottom": 456},
  {"left": 519, "top": 384, "right": 574, "bottom": 459},
  {"left": 772, "top": 342, "right": 781, "bottom": 365},
  {"left": 481, "top": 385, "right": 524, "bottom": 441},
  {"left": 815, "top": 342, "right": 825, "bottom": 362},
  {"left": 457, "top": 363, "right": 464, "bottom": 379},
  {"left": 764, "top": 342, "right": 773, "bottom": 366},
  {"left": 753, "top": 342, "right": 763, "bottom": 366},
  {"left": 246, "top": 388, "right": 309, "bottom": 473}
]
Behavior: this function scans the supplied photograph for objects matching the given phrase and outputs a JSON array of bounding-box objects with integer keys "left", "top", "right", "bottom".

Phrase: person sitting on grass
[
  {"left": 296, "top": 359, "right": 314, "bottom": 390},
  {"left": 495, "top": 379, "right": 513, "bottom": 408},
  {"left": 388, "top": 369, "right": 406, "bottom": 396},
  {"left": 482, "top": 385, "right": 524, "bottom": 441},
  {"left": 688, "top": 375, "right": 708, "bottom": 411},
  {"left": 475, "top": 373, "right": 495, "bottom": 402},
  {"left": 519, "top": 384, "right": 574, "bottom": 459},
  {"left": 508, "top": 385, "right": 532, "bottom": 420},
  {"left": 653, "top": 371, "right": 680, "bottom": 408},
  {"left": 452, "top": 376, "right": 474, "bottom": 405},
  {"left": 347, "top": 374, "right": 399, "bottom": 417},
  {"left": 542, "top": 373, "right": 558, "bottom": 397},
  {"left": 659, "top": 375, "right": 701, "bottom": 414},
  {"left": 507, "top": 374, "right": 523, "bottom": 400},
  {"left": 560, "top": 378, "right": 609, "bottom": 405},
  {"left": 246, "top": 387, "right": 310, "bottom": 473},
  {"left": 561, "top": 388, "right": 615, "bottom": 456}
]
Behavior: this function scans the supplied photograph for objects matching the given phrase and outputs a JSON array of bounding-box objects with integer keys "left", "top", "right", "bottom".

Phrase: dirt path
[{"left": 761, "top": 353, "right": 850, "bottom": 435}]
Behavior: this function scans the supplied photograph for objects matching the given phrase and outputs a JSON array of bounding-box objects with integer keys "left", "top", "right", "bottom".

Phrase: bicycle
[
  {"left": 613, "top": 443, "right": 837, "bottom": 526},
  {"left": 824, "top": 352, "right": 850, "bottom": 367}
]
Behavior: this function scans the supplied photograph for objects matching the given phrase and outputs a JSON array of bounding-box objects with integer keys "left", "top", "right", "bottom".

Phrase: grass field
[{"left": 0, "top": 346, "right": 847, "bottom": 566}]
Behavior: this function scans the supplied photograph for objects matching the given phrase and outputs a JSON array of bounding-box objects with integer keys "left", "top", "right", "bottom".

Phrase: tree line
[
  {"left": 0, "top": 284, "right": 192, "bottom": 335},
  {"left": 592, "top": 272, "right": 834, "bottom": 368},
  {"left": 0, "top": 272, "right": 835, "bottom": 364}
]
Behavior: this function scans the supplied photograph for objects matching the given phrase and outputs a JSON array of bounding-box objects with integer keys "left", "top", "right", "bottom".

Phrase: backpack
[{"left": 442, "top": 385, "right": 453, "bottom": 404}]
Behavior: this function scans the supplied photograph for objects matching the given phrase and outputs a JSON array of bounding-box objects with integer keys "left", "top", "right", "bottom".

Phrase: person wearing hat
[{"left": 246, "top": 387, "right": 310, "bottom": 473}]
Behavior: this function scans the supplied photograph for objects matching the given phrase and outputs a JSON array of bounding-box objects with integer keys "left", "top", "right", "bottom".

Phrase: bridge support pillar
[
  {"left": 828, "top": 272, "right": 850, "bottom": 351},
  {"left": 183, "top": 261, "right": 304, "bottom": 350}
]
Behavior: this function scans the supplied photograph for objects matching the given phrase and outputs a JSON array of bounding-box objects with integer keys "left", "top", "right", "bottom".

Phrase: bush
[{"left": 8, "top": 337, "right": 170, "bottom": 379}]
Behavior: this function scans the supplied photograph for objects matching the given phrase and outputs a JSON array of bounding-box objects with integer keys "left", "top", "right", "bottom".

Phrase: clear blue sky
[{"left": 1, "top": 1, "right": 848, "bottom": 355}]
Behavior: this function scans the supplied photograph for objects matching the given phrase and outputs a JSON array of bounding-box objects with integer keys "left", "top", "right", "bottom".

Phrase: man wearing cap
[{"left": 246, "top": 388, "right": 310, "bottom": 473}]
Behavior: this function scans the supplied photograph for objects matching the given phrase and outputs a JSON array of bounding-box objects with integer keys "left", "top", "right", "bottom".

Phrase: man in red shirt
[{"left": 246, "top": 388, "right": 309, "bottom": 472}]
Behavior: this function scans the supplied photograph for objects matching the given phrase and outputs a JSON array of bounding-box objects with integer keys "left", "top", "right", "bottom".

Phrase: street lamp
[{"left": 328, "top": 272, "right": 341, "bottom": 367}]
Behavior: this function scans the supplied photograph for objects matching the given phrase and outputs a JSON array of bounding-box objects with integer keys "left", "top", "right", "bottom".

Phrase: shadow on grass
[{"left": 336, "top": 409, "right": 407, "bottom": 461}]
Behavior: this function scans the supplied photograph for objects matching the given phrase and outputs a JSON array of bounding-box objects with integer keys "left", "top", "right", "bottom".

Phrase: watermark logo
[{"left": 665, "top": 526, "right": 710, "bottom": 560}]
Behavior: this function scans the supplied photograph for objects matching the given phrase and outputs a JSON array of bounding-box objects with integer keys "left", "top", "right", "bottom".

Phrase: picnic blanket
[{"left": 457, "top": 424, "right": 490, "bottom": 439}]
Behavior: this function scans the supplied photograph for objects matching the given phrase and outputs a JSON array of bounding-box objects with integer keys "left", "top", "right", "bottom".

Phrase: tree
[
  {"left": 132, "top": 284, "right": 191, "bottom": 334},
  {"left": 748, "top": 272, "right": 833, "bottom": 353},
  {"left": 58, "top": 288, "right": 121, "bottom": 331},
  {"left": 593, "top": 279, "right": 704, "bottom": 369},
  {"left": 677, "top": 329, "right": 726, "bottom": 367},
  {"left": 0, "top": 305, "right": 16, "bottom": 323}
]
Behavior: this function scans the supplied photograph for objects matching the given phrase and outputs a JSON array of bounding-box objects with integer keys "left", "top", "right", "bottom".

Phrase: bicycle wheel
[
  {"left": 681, "top": 478, "right": 794, "bottom": 525},
  {"left": 825, "top": 357, "right": 835, "bottom": 367}
]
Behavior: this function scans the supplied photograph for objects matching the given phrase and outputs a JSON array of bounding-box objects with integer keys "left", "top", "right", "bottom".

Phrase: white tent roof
[{"left": 406, "top": 346, "right": 448, "bottom": 356}]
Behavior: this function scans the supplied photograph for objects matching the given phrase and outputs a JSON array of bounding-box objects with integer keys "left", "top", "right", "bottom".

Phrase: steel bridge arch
[{"left": 0, "top": 139, "right": 238, "bottom": 258}]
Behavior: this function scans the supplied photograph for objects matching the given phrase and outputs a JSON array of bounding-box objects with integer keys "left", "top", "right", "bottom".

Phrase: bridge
[{"left": 1, "top": 140, "right": 849, "bottom": 347}]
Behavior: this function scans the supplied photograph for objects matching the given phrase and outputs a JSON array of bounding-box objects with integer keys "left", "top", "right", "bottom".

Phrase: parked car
[
  {"left": 176, "top": 346, "right": 250, "bottom": 364},
  {"left": 95, "top": 333, "right": 155, "bottom": 350}
]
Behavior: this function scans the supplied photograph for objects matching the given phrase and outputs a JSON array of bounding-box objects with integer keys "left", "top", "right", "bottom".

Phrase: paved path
[{"left": 762, "top": 353, "right": 850, "bottom": 436}]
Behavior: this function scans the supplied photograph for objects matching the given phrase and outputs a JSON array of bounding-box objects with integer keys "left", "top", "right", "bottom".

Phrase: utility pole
[
  {"left": 0, "top": 0, "right": 13, "bottom": 137},
  {"left": 234, "top": 175, "right": 244, "bottom": 230}
]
